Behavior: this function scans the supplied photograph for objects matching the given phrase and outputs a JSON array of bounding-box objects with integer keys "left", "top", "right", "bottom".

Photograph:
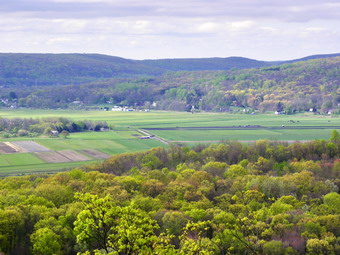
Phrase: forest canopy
[{"left": 0, "top": 135, "right": 339, "bottom": 254}]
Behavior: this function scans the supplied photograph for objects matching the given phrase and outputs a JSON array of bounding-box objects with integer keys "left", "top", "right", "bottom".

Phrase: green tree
[
  {"left": 322, "top": 192, "right": 340, "bottom": 214},
  {"left": 74, "top": 193, "right": 159, "bottom": 254},
  {"left": 180, "top": 221, "right": 218, "bottom": 254},
  {"left": 306, "top": 239, "right": 334, "bottom": 255},
  {"left": 0, "top": 208, "right": 24, "bottom": 254},
  {"left": 202, "top": 161, "right": 228, "bottom": 177},
  {"left": 161, "top": 211, "right": 188, "bottom": 237},
  {"left": 8, "top": 91, "right": 17, "bottom": 100},
  {"left": 262, "top": 240, "right": 285, "bottom": 255},
  {"left": 213, "top": 229, "right": 247, "bottom": 254},
  {"left": 224, "top": 164, "right": 248, "bottom": 178},
  {"left": 30, "top": 228, "right": 62, "bottom": 255},
  {"left": 60, "top": 130, "right": 70, "bottom": 139},
  {"left": 331, "top": 130, "right": 339, "bottom": 141}
]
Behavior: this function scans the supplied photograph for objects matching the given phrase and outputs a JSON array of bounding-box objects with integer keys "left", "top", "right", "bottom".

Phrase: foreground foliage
[{"left": 0, "top": 136, "right": 339, "bottom": 254}]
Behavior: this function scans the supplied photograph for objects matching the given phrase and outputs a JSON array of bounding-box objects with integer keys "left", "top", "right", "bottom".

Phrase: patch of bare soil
[
  {"left": 0, "top": 142, "right": 18, "bottom": 154},
  {"left": 81, "top": 149, "right": 110, "bottom": 159},
  {"left": 57, "top": 150, "right": 90, "bottom": 162},
  {"left": 35, "top": 151, "right": 72, "bottom": 163},
  {"left": 10, "top": 141, "right": 50, "bottom": 152}
]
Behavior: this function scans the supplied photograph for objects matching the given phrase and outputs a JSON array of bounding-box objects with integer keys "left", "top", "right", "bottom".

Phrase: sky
[{"left": 0, "top": 0, "right": 339, "bottom": 60}]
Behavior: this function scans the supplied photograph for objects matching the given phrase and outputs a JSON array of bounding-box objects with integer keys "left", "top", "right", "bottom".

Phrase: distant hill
[
  {"left": 0, "top": 52, "right": 339, "bottom": 87},
  {"left": 136, "top": 57, "right": 269, "bottom": 71},
  {"left": 4, "top": 56, "right": 339, "bottom": 113},
  {"left": 277, "top": 53, "right": 340, "bottom": 64},
  {"left": 0, "top": 53, "right": 166, "bottom": 86}
]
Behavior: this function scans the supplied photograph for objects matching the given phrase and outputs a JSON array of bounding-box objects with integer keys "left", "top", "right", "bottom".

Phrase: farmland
[
  {"left": 0, "top": 109, "right": 339, "bottom": 175},
  {"left": 0, "top": 126, "right": 166, "bottom": 175}
]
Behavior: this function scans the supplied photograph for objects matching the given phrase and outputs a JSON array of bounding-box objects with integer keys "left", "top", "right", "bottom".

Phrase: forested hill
[
  {"left": 137, "top": 57, "right": 269, "bottom": 71},
  {"left": 0, "top": 53, "right": 166, "bottom": 86},
  {"left": 0, "top": 52, "right": 339, "bottom": 87},
  {"left": 8, "top": 56, "right": 340, "bottom": 113},
  {"left": 137, "top": 53, "right": 339, "bottom": 71}
]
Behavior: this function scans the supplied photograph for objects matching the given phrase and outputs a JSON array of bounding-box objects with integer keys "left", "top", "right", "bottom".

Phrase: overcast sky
[{"left": 1, "top": 0, "right": 339, "bottom": 60}]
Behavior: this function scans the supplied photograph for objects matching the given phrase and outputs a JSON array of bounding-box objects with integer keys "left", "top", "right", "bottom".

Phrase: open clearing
[
  {"left": 0, "top": 109, "right": 339, "bottom": 175},
  {"left": 0, "top": 128, "right": 166, "bottom": 175},
  {"left": 0, "top": 161, "right": 98, "bottom": 176},
  {"left": 36, "top": 151, "right": 73, "bottom": 163},
  {"left": 82, "top": 149, "right": 110, "bottom": 159},
  {"left": 0, "top": 109, "right": 339, "bottom": 128},
  {"left": 0, "top": 142, "right": 18, "bottom": 154},
  {"left": 10, "top": 141, "right": 51, "bottom": 152},
  {"left": 147, "top": 128, "right": 338, "bottom": 142},
  {"left": 57, "top": 150, "right": 90, "bottom": 161},
  {"left": 0, "top": 153, "right": 44, "bottom": 167}
]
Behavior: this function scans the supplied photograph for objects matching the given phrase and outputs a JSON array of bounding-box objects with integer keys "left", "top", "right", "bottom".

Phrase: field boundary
[
  {"left": 172, "top": 140, "right": 311, "bottom": 143},
  {"left": 143, "top": 125, "right": 340, "bottom": 131},
  {"left": 138, "top": 129, "right": 169, "bottom": 145}
]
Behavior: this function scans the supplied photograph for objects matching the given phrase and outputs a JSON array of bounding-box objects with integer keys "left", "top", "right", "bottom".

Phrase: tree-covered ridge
[
  {"left": 137, "top": 56, "right": 270, "bottom": 71},
  {"left": 0, "top": 52, "right": 339, "bottom": 87},
  {"left": 0, "top": 135, "right": 339, "bottom": 254},
  {"left": 8, "top": 56, "right": 340, "bottom": 113},
  {"left": 0, "top": 53, "right": 166, "bottom": 86}
]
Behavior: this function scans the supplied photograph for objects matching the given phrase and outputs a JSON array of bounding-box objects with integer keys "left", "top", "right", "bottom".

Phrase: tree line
[{"left": 0, "top": 117, "right": 109, "bottom": 138}]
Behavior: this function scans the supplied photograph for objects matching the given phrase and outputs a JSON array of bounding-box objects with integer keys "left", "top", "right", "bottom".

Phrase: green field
[
  {"left": 1, "top": 109, "right": 339, "bottom": 128},
  {"left": 0, "top": 109, "right": 339, "bottom": 175},
  {"left": 0, "top": 128, "right": 166, "bottom": 175},
  {"left": 0, "top": 161, "right": 99, "bottom": 176},
  {"left": 149, "top": 129, "right": 337, "bottom": 142},
  {"left": 0, "top": 153, "right": 44, "bottom": 166}
]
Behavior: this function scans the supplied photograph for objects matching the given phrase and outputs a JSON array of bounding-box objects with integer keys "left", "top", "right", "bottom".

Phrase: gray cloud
[
  {"left": 0, "top": 0, "right": 339, "bottom": 60},
  {"left": 1, "top": 0, "right": 339, "bottom": 21}
]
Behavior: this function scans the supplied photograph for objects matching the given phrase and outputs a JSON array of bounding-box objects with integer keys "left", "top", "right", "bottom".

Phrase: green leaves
[
  {"left": 74, "top": 193, "right": 159, "bottom": 254},
  {"left": 30, "top": 228, "right": 62, "bottom": 255},
  {"left": 0, "top": 208, "right": 24, "bottom": 253}
]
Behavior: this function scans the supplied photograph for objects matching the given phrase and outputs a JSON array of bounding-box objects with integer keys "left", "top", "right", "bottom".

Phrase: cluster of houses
[
  {"left": 111, "top": 106, "right": 135, "bottom": 112},
  {"left": 0, "top": 98, "right": 17, "bottom": 108},
  {"left": 111, "top": 106, "right": 150, "bottom": 112},
  {"left": 275, "top": 106, "right": 336, "bottom": 115}
]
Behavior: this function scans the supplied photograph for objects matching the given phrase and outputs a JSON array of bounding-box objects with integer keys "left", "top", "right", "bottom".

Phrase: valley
[{"left": 0, "top": 109, "right": 338, "bottom": 175}]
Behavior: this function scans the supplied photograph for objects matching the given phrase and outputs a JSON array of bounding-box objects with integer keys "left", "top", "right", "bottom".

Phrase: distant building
[
  {"left": 51, "top": 130, "right": 59, "bottom": 136},
  {"left": 112, "top": 106, "right": 135, "bottom": 112},
  {"left": 112, "top": 107, "right": 123, "bottom": 111}
]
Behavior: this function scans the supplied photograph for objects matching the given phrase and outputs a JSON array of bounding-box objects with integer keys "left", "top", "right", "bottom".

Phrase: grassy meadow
[
  {"left": 1, "top": 108, "right": 339, "bottom": 128},
  {"left": 149, "top": 128, "right": 337, "bottom": 143},
  {"left": 0, "top": 109, "right": 339, "bottom": 175}
]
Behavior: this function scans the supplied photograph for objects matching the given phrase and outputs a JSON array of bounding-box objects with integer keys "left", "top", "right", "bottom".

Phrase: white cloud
[
  {"left": 228, "top": 20, "right": 255, "bottom": 32},
  {"left": 304, "top": 27, "right": 327, "bottom": 32},
  {"left": 197, "top": 22, "right": 220, "bottom": 33},
  {"left": 0, "top": 0, "right": 339, "bottom": 60},
  {"left": 46, "top": 37, "right": 75, "bottom": 45}
]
